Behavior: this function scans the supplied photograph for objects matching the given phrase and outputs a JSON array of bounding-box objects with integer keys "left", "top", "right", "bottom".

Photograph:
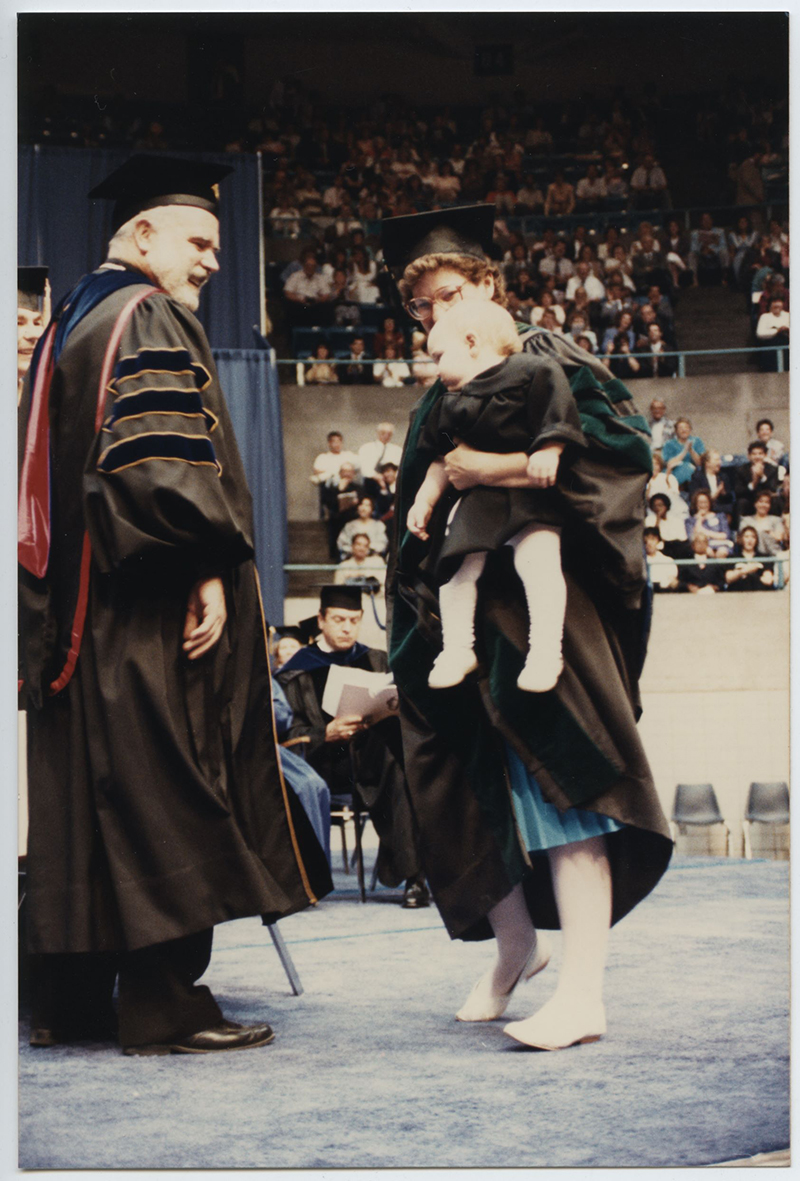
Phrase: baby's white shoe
[
  {"left": 428, "top": 648, "right": 478, "bottom": 689},
  {"left": 517, "top": 652, "right": 563, "bottom": 693},
  {"left": 456, "top": 932, "right": 552, "bottom": 1022}
]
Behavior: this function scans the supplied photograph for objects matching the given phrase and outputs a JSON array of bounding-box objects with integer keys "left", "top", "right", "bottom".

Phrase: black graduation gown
[
  {"left": 387, "top": 326, "right": 672, "bottom": 942},
  {"left": 19, "top": 273, "right": 331, "bottom": 955},
  {"left": 277, "top": 644, "right": 422, "bottom": 888},
  {"left": 418, "top": 353, "right": 587, "bottom": 576}
]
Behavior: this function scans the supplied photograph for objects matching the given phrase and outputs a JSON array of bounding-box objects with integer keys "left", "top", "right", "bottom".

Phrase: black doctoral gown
[
  {"left": 388, "top": 325, "right": 672, "bottom": 941},
  {"left": 277, "top": 644, "right": 421, "bottom": 888},
  {"left": 18, "top": 267, "right": 332, "bottom": 955},
  {"left": 419, "top": 352, "right": 587, "bottom": 576}
]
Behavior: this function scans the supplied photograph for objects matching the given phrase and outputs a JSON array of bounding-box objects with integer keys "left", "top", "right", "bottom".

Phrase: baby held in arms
[{"left": 408, "top": 300, "right": 585, "bottom": 693}]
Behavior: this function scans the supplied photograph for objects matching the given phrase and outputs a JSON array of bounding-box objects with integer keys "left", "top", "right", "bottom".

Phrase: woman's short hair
[
  {"left": 649, "top": 493, "right": 671, "bottom": 512},
  {"left": 689, "top": 489, "right": 712, "bottom": 514},
  {"left": 399, "top": 251, "right": 507, "bottom": 309},
  {"left": 737, "top": 525, "right": 759, "bottom": 546}
]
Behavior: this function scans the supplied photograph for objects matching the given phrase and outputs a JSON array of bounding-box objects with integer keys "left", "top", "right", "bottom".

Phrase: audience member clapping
[
  {"left": 734, "top": 441, "right": 780, "bottom": 520},
  {"left": 687, "top": 449, "right": 734, "bottom": 514},
  {"left": 305, "top": 342, "right": 339, "bottom": 385},
  {"left": 639, "top": 323, "right": 678, "bottom": 378},
  {"left": 373, "top": 343, "right": 411, "bottom": 387},
  {"left": 662, "top": 417, "right": 705, "bottom": 488},
  {"left": 601, "top": 310, "right": 635, "bottom": 353},
  {"left": 605, "top": 333, "right": 642, "bottom": 380}
]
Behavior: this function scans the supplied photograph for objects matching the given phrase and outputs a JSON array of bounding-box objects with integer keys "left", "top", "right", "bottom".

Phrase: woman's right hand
[{"left": 407, "top": 501, "right": 432, "bottom": 540}]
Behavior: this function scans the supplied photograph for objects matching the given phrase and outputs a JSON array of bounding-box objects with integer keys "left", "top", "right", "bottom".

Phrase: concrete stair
[
  {"left": 286, "top": 519, "right": 332, "bottom": 596},
  {"left": 674, "top": 284, "right": 757, "bottom": 376}
]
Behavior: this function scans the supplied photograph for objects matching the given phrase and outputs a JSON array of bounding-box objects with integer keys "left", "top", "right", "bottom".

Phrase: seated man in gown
[{"left": 277, "top": 586, "right": 429, "bottom": 909}]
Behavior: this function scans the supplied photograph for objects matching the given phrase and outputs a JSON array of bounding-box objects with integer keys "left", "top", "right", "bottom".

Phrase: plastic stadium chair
[
  {"left": 742, "top": 781, "right": 790, "bottom": 860},
  {"left": 670, "top": 783, "right": 731, "bottom": 856}
]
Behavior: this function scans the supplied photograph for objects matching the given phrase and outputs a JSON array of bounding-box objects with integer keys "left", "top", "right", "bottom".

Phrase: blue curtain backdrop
[
  {"left": 213, "top": 349, "right": 287, "bottom": 625},
  {"left": 18, "top": 145, "right": 262, "bottom": 349}
]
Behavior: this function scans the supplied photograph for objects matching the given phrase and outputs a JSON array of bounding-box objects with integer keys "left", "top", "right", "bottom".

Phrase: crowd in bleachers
[{"left": 644, "top": 403, "right": 788, "bottom": 593}]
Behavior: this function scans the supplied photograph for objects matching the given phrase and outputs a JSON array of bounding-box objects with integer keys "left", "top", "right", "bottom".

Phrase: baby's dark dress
[{"left": 419, "top": 352, "right": 586, "bottom": 578}]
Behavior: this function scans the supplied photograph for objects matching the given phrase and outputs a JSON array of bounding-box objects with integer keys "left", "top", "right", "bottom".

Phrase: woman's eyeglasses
[{"left": 405, "top": 282, "right": 467, "bottom": 321}]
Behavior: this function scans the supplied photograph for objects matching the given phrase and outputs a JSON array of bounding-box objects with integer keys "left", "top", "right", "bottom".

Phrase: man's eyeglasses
[{"left": 405, "top": 282, "right": 467, "bottom": 321}]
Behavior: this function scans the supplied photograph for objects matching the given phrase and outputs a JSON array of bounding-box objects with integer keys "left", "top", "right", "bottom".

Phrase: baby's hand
[
  {"left": 527, "top": 445, "right": 562, "bottom": 488},
  {"left": 407, "top": 500, "right": 433, "bottom": 540}
]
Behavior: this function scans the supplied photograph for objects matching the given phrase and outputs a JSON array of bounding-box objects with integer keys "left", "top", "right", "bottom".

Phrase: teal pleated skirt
[{"left": 505, "top": 743, "right": 624, "bottom": 853}]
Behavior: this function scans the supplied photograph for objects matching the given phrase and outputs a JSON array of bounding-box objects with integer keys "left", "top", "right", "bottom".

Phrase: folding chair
[
  {"left": 670, "top": 783, "right": 731, "bottom": 856},
  {"left": 742, "top": 781, "right": 790, "bottom": 860}
]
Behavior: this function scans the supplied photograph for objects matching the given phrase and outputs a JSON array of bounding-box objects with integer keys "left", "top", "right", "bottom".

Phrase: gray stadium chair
[
  {"left": 670, "top": 783, "right": 731, "bottom": 857},
  {"left": 742, "top": 781, "right": 790, "bottom": 860}
]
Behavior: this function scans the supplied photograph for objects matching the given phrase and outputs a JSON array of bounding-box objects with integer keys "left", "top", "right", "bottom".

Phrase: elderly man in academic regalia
[
  {"left": 277, "top": 585, "right": 429, "bottom": 908},
  {"left": 18, "top": 155, "right": 331, "bottom": 1056}
]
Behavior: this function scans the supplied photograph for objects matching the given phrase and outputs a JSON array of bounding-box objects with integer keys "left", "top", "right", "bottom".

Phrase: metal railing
[
  {"left": 277, "top": 343, "right": 790, "bottom": 382},
  {"left": 284, "top": 555, "right": 788, "bottom": 590}
]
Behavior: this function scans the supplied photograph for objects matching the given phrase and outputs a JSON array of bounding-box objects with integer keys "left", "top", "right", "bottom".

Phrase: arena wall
[{"left": 281, "top": 371, "right": 789, "bottom": 520}]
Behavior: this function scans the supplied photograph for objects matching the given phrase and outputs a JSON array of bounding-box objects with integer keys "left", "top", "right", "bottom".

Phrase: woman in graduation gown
[{"left": 382, "top": 205, "right": 672, "bottom": 1051}]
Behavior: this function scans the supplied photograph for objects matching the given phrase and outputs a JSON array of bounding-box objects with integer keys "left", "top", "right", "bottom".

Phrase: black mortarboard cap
[
  {"left": 319, "top": 585, "right": 364, "bottom": 613},
  {"left": 296, "top": 616, "right": 322, "bottom": 645},
  {"left": 88, "top": 154, "right": 234, "bottom": 232},
  {"left": 18, "top": 267, "right": 48, "bottom": 310},
  {"left": 381, "top": 204, "right": 496, "bottom": 274}
]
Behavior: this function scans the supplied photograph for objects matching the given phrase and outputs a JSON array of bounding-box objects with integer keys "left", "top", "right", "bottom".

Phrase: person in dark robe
[
  {"left": 17, "top": 267, "right": 49, "bottom": 398},
  {"left": 18, "top": 155, "right": 331, "bottom": 1056},
  {"left": 381, "top": 205, "right": 673, "bottom": 1051},
  {"left": 277, "top": 586, "right": 429, "bottom": 909}
]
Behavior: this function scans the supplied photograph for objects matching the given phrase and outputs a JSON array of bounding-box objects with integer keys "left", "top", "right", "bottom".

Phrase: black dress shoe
[
  {"left": 123, "top": 1021, "right": 275, "bottom": 1056},
  {"left": 401, "top": 879, "right": 431, "bottom": 909}
]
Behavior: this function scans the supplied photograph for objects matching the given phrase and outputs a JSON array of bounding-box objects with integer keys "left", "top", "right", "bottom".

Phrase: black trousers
[{"left": 28, "top": 928, "right": 222, "bottom": 1048}]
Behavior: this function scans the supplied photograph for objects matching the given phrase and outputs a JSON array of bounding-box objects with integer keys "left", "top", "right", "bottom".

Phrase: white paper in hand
[{"left": 321, "top": 665, "right": 400, "bottom": 725}]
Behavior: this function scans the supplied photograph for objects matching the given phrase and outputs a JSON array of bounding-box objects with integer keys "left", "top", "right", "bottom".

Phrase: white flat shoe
[
  {"left": 455, "top": 932, "right": 552, "bottom": 1022},
  {"left": 429, "top": 648, "right": 479, "bottom": 689},
  {"left": 503, "top": 1000, "right": 606, "bottom": 1050},
  {"left": 516, "top": 654, "right": 563, "bottom": 693}
]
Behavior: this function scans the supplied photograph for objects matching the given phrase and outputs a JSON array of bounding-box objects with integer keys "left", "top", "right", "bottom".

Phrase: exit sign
[{"left": 474, "top": 44, "right": 513, "bottom": 76}]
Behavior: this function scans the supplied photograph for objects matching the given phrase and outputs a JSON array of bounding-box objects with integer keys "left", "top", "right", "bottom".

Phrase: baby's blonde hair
[{"left": 429, "top": 298, "right": 523, "bottom": 358}]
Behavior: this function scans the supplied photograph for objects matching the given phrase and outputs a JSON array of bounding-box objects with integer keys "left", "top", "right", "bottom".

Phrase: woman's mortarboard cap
[
  {"left": 18, "top": 267, "right": 48, "bottom": 310},
  {"left": 88, "top": 154, "right": 234, "bottom": 233},
  {"left": 381, "top": 205, "right": 496, "bottom": 274}
]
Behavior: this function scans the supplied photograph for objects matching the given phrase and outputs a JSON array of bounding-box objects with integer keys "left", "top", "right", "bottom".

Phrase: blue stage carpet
[{"left": 18, "top": 858, "right": 789, "bottom": 1169}]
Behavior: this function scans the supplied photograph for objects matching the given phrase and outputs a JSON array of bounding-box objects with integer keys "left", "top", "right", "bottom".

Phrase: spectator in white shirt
[
  {"left": 647, "top": 399, "right": 676, "bottom": 451},
  {"left": 756, "top": 418, "right": 786, "bottom": 465},
  {"left": 565, "top": 261, "right": 606, "bottom": 303},
  {"left": 756, "top": 297, "right": 790, "bottom": 343},
  {"left": 373, "top": 344, "right": 411, "bottom": 388},
  {"left": 630, "top": 154, "right": 668, "bottom": 209},
  {"left": 358, "top": 423, "right": 403, "bottom": 478},
  {"left": 575, "top": 164, "right": 608, "bottom": 210},
  {"left": 644, "top": 528, "right": 680, "bottom": 592},
  {"left": 538, "top": 239, "right": 574, "bottom": 287},
  {"left": 333, "top": 533, "right": 387, "bottom": 590},
  {"left": 284, "top": 250, "right": 331, "bottom": 306},
  {"left": 311, "top": 430, "right": 359, "bottom": 486}
]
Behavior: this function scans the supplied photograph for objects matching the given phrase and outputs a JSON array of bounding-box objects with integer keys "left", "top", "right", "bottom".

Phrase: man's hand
[
  {"left": 325, "top": 714, "right": 367, "bottom": 742},
  {"left": 407, "top": 499, "right": 433, "bottom": 540},
  {"left": 183, "top": 577, "right": 227, "bottom": 660},
  {"left": 526, "top": 443, "right": 564, "bottom": 488}
]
